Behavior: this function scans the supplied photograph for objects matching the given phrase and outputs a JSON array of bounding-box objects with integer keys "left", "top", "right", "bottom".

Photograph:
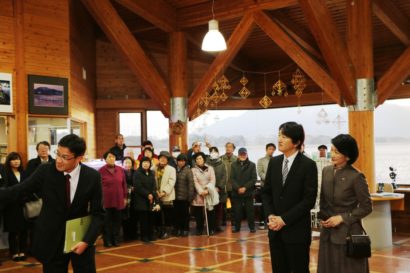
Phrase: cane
[{"left": 204, "top": 196, "right": 209, "bottom": 236}]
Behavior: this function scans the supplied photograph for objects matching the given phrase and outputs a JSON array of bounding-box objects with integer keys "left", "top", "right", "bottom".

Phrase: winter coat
[
  {"left": 207, "top": 157, "right": 227, "bottom": 202},
  {"left": 231, "top": 159, "right": 257, "bottom": 198},
  {"left": 132, "top": 168, "right": 158, "bottom": 211},
  {"left": 175, "top": 165, "right": 195, "bottom": 202},
  {"left": 191, "top": 164, "right": 216, "bottom": 206}
]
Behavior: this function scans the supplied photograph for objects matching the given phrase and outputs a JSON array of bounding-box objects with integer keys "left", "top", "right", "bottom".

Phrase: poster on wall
[
  {"left": 0, "top": 72, "right": 13, "bottom": 113},
  {"left": 28, "top": 75, "right": 68, "bottom": 115}
]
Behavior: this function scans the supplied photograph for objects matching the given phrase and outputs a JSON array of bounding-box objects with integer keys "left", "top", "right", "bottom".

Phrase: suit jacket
[
  {"left": 262, "top": 153, "right": 318, "bottom": 244},
  {"left": 26, "top": 156, "right": 55, "bottom": 177},
  {"left": 319, "top": 165, "right": 372, "bottom": 244},
  {"left": 0, "top": 163, "right": 104, "bottom": 264}
]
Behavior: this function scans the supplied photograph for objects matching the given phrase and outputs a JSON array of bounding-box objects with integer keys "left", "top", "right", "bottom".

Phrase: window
[
  {"left": 119, "top": 112, "right": 142, "bottom": 147},
  {"left": 147, "top": 111, "right": 169, "bottom": 152}
]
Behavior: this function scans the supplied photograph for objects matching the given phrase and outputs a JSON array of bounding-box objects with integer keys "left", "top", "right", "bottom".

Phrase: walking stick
[{"left": 204, "top": 196, "right": 209, "bottom": 236}]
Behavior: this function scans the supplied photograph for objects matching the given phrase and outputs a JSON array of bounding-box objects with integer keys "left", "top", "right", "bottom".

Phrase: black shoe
[
  {"left": 149, "top": 235, "right": 157, "bottom": 241},
  {"left": 215, "top": 227, "right": 223, "bottom": 233},
  {"left": 12, "top": 254, "right": 19, "bottom": 262},
  {"left": 250, "top": 229, "right": 256, "bottom": 233},
  {"left": 142, "top": 236, "right": 150, "bottom": 243},
  {"left": 209, "top": 230, "right": 215, "bottom": 236},
  {"left": 182, "top": 230, "right": 189, "bottom": 237},
  {"left": 103, "top": 242, "right": 112, "bottom": 248},
  {"left": 196, "top": 229, "right": 203, "bottom": 236},
  {"left": 19, "top": 253, "right": 27, "bottom": 261},
  {"left": 232, "top": 228, "right": 240, "bottom": 233},
  {"left": 112, "top": 242, "right": 120, "bottom": 247}
]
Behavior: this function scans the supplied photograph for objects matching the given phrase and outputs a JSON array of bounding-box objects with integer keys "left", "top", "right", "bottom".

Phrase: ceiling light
[{"left": 201, "top": 0, "right": 227, "bottom": 52}]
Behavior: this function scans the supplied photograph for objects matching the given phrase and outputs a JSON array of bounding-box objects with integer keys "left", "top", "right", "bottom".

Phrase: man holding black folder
[{"left": 0, "top": 134, "right": 104, "bottom": 273}]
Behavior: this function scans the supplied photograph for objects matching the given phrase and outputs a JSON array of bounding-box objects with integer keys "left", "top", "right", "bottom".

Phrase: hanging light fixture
[{"left": 201, "top": 0, "right": 227, "bottom": 52}]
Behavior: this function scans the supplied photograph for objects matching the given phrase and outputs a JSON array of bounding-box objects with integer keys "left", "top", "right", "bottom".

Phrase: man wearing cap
[
  {"left": 231, "top": 147, "right": 257, "bottom": 233},
  {"left": 154, "top": 151, "right": 176, "bottom": 239}
]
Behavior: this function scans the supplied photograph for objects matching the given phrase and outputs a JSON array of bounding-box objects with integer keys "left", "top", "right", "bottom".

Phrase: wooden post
[
  {"left": 347, "top": 0, "right": 376, "bottom": 193},
  {"left": 14, "top": 0, "right": 28, "bottom": 164},
  {"left": 169, "top": 32, "right": 188, "bottom": 153}
]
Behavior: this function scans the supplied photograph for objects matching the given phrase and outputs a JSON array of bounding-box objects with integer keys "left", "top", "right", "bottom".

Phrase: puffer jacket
[{"left": 175, "top": 165, "right": 195, "bottom": 202}]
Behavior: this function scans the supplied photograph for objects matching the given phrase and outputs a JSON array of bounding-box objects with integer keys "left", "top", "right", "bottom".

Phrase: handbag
[
  {"left": 346, "top": 221, "right": 371, "bottom": 258},
  {"left": 23, "top": 193, "right": 43, "bottom": 219}
]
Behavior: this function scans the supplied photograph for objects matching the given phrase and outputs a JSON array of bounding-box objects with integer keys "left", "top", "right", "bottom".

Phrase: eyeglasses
[{"left": 54, "top": 150, "right": 75, "bottom": 161}]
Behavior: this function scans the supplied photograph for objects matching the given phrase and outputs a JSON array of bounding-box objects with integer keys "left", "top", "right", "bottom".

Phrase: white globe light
[{"left": 201, "top": 19, "right": 227, "bottom": 52}]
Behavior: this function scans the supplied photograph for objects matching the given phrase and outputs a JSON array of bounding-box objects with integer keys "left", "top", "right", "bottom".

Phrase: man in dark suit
[
  {"left": 0, "top": 134, "right": 104, "bottom": 273},
  {"left": 262, "top": 122, "right": 318, "bottom": 273},
  {"left": 26, "top": 140, "right": 55, "bottom": 177}
]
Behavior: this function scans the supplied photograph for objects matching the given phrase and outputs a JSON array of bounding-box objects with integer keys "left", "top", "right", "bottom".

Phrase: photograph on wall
[
  {"left": 0, "top": 72, "right": 13, "bottom": 113},
  {"left": 28, "top": 75, "right": 68, "bottom": 115}
]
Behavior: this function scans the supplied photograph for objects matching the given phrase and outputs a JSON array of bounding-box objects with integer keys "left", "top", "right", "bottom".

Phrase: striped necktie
[{"left": 282, "top": 159, "right": 289, "bottom": 185}]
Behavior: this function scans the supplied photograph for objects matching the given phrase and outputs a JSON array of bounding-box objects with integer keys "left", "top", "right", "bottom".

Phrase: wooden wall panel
[
  {"left": 70, "top": 0, "right": 97, "bottom": 158},
  {"left": 95, "top": 109, "right": 117, "bottom": 159},
  {"left": 0, "top": 15, "right": 15, "bottom": 70},
  {"left": 23, "top": 0, "right": 70, "bottom": 77}
]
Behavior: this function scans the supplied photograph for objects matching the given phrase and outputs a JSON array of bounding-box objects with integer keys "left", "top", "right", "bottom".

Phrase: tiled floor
[{"left": 1, "top": 226, "right": 410, "bottom": 273}]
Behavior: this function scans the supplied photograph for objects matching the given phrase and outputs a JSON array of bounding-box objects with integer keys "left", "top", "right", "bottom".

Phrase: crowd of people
[{"left": 0, "top": 121, "right": 373, "bottom": 273}]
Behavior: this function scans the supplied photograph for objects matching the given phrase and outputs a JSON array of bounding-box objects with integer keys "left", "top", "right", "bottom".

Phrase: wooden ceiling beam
[
  {"left": 188, "top": 11, "right": 256, "bottom": 117},
  {"left": 82, "top": 0, "right": 171, "bottom": 116},
  {"left": 115, "top": 0, "right": 177, "bottom": 32},
  {"left": 373, "top": 0, "right": 410, "bottom": 46},
  {"left": 177, "top": 0, "right": 298, "bottom": 29},
  {"left": 299, "top": 0, "right": 356, "bottom": 105},
  {"left": 216, "top": 92, "right": 335, "bottom": 110},
  {"left": 270, "top": 10, "right": 323, "bottom": 61},
  {"left": 377, "top": 46, "right": 410, "bottom": 105},
  {"left": 253, "top": 11, "right": 341, "bottom": 104},
  {"left": 96, "top": 99, "right": 159, "bottom": 110}
]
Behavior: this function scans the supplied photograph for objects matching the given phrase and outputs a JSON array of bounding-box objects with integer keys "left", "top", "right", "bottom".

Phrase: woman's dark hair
[
  {"left": 142, "top": 140, "right": 153, "bottom": 147},
  {"left": 279, "top": 122, "right": 305, "bottom": 149},
  {"left": 36, "top": 141, "right": 51, "bottom": 151},
  {"left": 58, "top": 134, "right": 86, "bottom": 157},
  {"left": 139, "top": 156, "right": 152, "bottom": 170},
  {"left": 193, "top": 152, "right": 207, "bottom": 161},
  {"left": 122, "top": 156, "right": 135, "bottom": 167},
  {"left": 5, "top": 152, "right": 24, "bottom": 173},
  {"left": 266, "top": 143, "right": 276, "bottom": 150},
  {"left": 331, "top": 134, "right": 359, "bottom": 165},
  {"left": 209, "top": 146, "right": 219, "bottom": 153},
  {"left": 103, "top": 150, "right": 117, "bottom": 160}
]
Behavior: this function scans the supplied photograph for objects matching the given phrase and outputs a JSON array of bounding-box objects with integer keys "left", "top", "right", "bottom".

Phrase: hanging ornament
[
  {"left": 272, "top": 71, "right": 287, "bottom": 96},
  {"left": 199, "top": 91, "right": 210, "bottom": 107},
  {"left": 218, "top": 74, "right": 231, "bottom": 90},
  {"left": 219, "top": 90, "right": 228, "bottom": 102},
  {"left": 259, "top": 74, "right": 272, "bottom": 109},
  {"left": 316, "top": 87, "right": 330, "bottom": 124},
  {"left": 238, "top": 73, "right": 251, "bottom": 99},
  {"left": 291, "top": 68, "right": 307, "bottom": 96},
  {"left": 332, "top": 114, "right": 346, "bottom": 131}
]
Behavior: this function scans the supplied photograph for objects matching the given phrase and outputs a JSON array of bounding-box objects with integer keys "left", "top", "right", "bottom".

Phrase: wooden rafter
[
  {"left": 377, "top": 46, "right": 410, "bottom": 105},
  {"left": 270, "top": 10, "right": 323, "bottom": 61},
  {"left": 253, "top": 11, "right": 341, "bottom": 104},
  {"left": 373, "top": 0, "right": 410, "bottom": 45},
  {"left": 82, "top": 0, "right": 171, "bottom": 116},
  {"left": 115, "top": 0, "right": 177, "bottom": 32},
  {"left": 177, "top": 0, "right": 298, "bottom": 29},
  {"left": 96, "top": 99, "right": 159, "bottom": 110},
  {"left": 299, "top": 0, "right": 356, "bottom": 105},
  {"left": 188, "top": 11, "right": 256, "bottom": 117}
]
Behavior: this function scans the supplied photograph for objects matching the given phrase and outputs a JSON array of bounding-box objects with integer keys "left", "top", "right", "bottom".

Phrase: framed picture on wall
[
  {"left": 28, "top": 75, "right": 68, "bottom": 115},
  {"left": 0, "top": 72, "right": 13, "bottom": 113}
]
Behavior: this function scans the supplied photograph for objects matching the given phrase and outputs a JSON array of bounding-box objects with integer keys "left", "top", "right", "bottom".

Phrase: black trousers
[
  {"left": 42, "top": 245, "right": 96, "bottom": 273},
  {"left": 136, "top": 210, "right": 155, "bottom": 239},
  {"left": 173, "top": 200, "right": 190, "bottom": 231},
  {"left": 122, "top": 209, "right": 138, "bottom": 241},
  {"left": 193, "top": 206, "right": 215, "bottom": 232},
  {"left": 103, "top": 208, "right": 122, "bottom": 244},
  {"left": 269, "top": 234, "right": 311, "bottom": 273},
  {"left": 232, "top": 196, "right": 255, "bottom": 230},
  {"left": 8, "top": 230, "right": 28, "bottom": 255}
]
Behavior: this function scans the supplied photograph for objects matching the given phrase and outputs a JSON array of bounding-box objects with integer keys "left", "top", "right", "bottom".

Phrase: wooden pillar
[
  {"left": 169, "top": 32, "right": 188, "bottom": 153},
  {"left": 347, "top": 0, "right": 376, "bottom": 193},
  {"left": 14, "top": 0, "right": 28, "bottom": 164}
]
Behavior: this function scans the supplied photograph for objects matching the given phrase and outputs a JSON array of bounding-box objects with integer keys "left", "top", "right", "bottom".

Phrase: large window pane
[
  {"left": 119, "top": 112, "right": 141, "bottom": 146},
  {"left": 147, "top": 111, "right": 168, "bottom": 152},
  {"left": 28, "top": 117, "right": 69, "bottom": 159}
]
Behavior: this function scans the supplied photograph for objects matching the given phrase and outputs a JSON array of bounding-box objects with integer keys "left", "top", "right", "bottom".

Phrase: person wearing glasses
[
  {"left": 26, "top": 141, "right": 55, "bottom": 177},
  {"left": 0, "top": 134, "right": 104, "bottom": 273}
]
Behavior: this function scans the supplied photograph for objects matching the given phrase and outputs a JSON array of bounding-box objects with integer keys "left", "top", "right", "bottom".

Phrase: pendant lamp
[{"left": 201, "top": 0, "right": 227, "bottom": 52}]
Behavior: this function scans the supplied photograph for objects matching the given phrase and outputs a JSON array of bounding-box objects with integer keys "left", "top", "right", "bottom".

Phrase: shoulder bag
[
  {"left": 23, "top": 193, "right": 43, "bottom": 220},
  {"left": 346, "top": 220, "right": 371, "bottom": 258}
]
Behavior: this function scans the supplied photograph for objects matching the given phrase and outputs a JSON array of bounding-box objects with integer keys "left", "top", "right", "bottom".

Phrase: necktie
[
  {"left": 65, "top": 174, "right": 71, "bottom": 208},
  {"left": 282, "top": 159, "right": 289, "bottom": 185}
]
